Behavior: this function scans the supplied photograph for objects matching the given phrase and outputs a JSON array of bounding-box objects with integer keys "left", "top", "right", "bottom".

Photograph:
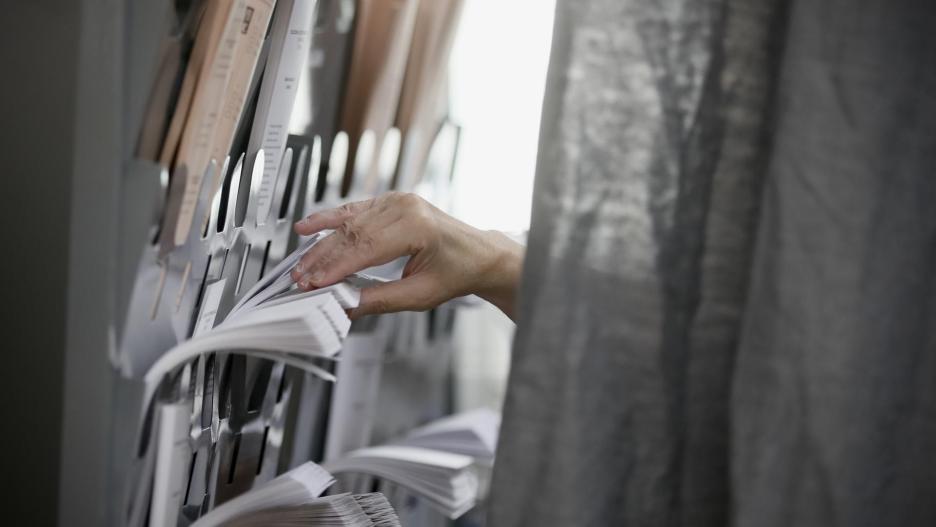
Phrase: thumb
[{"left": 349, "top": 275, "right": 440, "bottom": 319}]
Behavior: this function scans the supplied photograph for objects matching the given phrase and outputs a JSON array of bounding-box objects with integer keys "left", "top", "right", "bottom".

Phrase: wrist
[{"left": 473, "top": 230, "right": 523, "bottom": 320}]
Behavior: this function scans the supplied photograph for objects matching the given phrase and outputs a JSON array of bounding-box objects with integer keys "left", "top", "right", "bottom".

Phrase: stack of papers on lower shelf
[
  {"left": 221, "top": 493, "right": 402, "bottom": 527},
  {"left": 191, "top": 462, "right": 336, "bottom": 526},
  {"left": 324, "top": 446, "right": 479, "bottom": 519},
  {"left": 351, "top": 493, "right": 403, "bottom": 527},
  {"left": 142, "top": 236, "right": 387, "bottom": 410},
  {"left": 400, "top": 408, "right": 500, "bottom": 460},
  {"left": 142, "top": 286, "right": 354, "bottom": 409}
]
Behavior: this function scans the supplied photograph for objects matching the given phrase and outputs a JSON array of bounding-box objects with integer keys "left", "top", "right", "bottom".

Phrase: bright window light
[{"left": 447, "top": 0, "right": 556, "bottom": 233}]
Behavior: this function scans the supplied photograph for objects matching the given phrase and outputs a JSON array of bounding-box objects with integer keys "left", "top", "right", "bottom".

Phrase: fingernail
[
  {"left": 294, "top": 263, "right": 304, "bottom": 274},
  {"left": 300, "top": 279, "right": 313, "bottom": 289},
  {"left": 310, "top": 271, "right": 325, "bottom": 284}
]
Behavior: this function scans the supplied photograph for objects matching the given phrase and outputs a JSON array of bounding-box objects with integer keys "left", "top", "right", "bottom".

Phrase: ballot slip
[
  {"left": 245, "top": 0, "right": 316, "bottom": 225},
  {"left": 217, "top": 493, "right": 401, "bottom": 527},
  {"left": 399, "top": 408, "right": 500, "bottom": 460},
  {"left": 190, "top": 461, "right": 336, "bottom": 526},
  {"left": 139, "top": 235, "right": 393, "bottom": 427},
  {"left": 324, "top": 445, "right": 479, "bottom": 519}
]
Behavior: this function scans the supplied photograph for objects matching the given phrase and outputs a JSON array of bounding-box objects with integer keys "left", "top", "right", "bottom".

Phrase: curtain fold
[{"left": 490, "top": 1, "right": 936, "bottom": 525}]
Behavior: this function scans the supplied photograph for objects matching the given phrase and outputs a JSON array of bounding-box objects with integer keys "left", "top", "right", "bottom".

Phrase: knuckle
[
  {"left": 312, "top": 248, "right": 336, "bottom": 269},
  {"left": 385, "top": 190, "right": 406, "bottom": 202},
  {"left": 396, "top": 193, "right": 432, "bottom": 225},
  {"left": 336, "top": 203, "right": 356, "bottom": 219},
  {"left": 375, "top": 194, "right": 394, "bottom": 212},
  {"left": 397, "top": 192, "right": 423, "bottom": 210},
  {"left": 299, "top": 247, "right": 325, "bottom": 269},
  {"left": 337, "top": 218, "right": 361, "bottom": 242},
  {"left": 336, "top": 219, "right": 375, "bottom": 253},
  {"left": 357, "top": 232, "right": 377, "bottom": 253}
]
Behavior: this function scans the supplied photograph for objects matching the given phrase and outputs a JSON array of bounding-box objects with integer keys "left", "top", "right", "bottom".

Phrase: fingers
[
  {"left": 292, "top": 192, "right": 440, "bottom": 293},
  {"left": 349, "top": 275, "right": 440, "bottom": 319},
  {"left": 291, "top": 209, "right": 417, "bottom": 289},
  {"left": 294, "top": 198, "right": 376, "bottom": 235}
]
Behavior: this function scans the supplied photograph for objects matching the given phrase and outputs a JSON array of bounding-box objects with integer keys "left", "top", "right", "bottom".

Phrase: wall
[{"left": 0, "top": 2, "right": 81, "bottom": 525}]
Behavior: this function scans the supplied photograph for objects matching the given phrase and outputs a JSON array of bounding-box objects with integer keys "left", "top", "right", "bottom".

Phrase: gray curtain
[{"left": 489, "top": 0, "right": 936, "bottom": 526}]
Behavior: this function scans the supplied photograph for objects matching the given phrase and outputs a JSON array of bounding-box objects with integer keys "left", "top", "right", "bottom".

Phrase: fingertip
[
  {"left": 294, "top": 221, "right": 312, "bottom": 235},
  {"left": 294, "top": 214, "right": 320, "bottom": 234},
  {"left": 294, "top": 269, "right": 331, "bottom": 291}
]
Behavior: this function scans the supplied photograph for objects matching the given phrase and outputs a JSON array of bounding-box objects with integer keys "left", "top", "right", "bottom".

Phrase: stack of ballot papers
[
  {"left": 220, "top": 493, "right": 402, "bottom": 527},
  {"left": 227, "top": 234, "right": 387, "bottom": 320},
  {"left": 190, "top": 462, "right": 399, "bottom": 526},
  {"left": 142, "top": 236, "right": 384, "bottom": 411},
  {"left": 399, "top": 408, "right": 500, "bottom": 461},
  {"left": 191, "top": 461, "right": 334, "bottom": 526},
  {"left": 143, "top": 284, "right": 353, "bottom": 404},
  {"left": 349, "top": 493, "right": 403, "bottom": 527},
  {"left": 324, "top": 445, "right": 479, "bottom": 519}
]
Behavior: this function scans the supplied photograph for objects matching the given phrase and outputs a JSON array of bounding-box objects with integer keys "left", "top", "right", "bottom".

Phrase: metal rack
[{"left": 50, "top": 1, "right": 466, "bottom": 525}]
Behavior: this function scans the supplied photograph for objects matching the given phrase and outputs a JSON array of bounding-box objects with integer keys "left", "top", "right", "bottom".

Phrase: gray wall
[
  {"left": 0, "top": 1, "right": 129, "bottom": 525},
  {"left": 0, "top": 2, "right": 80, "bottom": 525}
]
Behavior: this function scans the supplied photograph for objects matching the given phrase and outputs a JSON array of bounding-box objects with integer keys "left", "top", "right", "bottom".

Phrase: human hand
[{"left": 291, "top": 192, "right": 523, "bottom": 320}]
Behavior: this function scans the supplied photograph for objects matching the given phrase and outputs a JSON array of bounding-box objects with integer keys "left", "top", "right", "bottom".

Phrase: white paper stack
[
  {"left": 228, "top": 234, "right": 385, "bottom": 317},
  {"left": 218, "top": 492, "right": 401, "bottom": 527},
  {"left": 324, "top": 445, "right": 479, "bottom": 519},
  {"left": 228, "top": 236, "right": 320, "bottom": 314},
  {"left": 190, "top": 462, "right": 337, "bottom": 527},
  {"left": 142, "top": 236, "right": 371, "bottom": 413},
  {"left": 351, "top": 493, "right": 403, "bottom": 527},
  {"left": 143, "top": 286, "right": 351, "bottom": 407},
  {"left": 400, "top": 408, "right": 500, "bottom": 460}
]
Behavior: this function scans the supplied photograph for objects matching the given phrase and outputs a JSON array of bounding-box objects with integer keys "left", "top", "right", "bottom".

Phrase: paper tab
[{"left": 193, "top": 278, "right": 227, "bottom": 337}]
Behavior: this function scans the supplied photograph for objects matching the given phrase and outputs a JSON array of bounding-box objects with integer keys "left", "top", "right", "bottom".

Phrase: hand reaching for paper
[{"left": 291, "top": 192, "right": 524, "bottom": 320}]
